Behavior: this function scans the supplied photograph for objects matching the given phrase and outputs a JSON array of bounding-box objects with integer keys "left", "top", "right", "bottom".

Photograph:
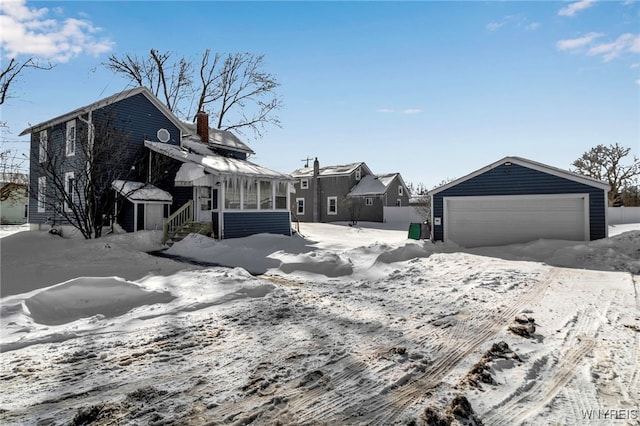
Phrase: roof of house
[
  {"left": 291, "top": 162, "right": 371, "bottom": 178},
  {"left": 20, "top": 87, "right": 190, "bottom": 137},
  {"left": 348, "top": 173, "right": 402, "bottom": 197},
  {"left": 181, "top": 123, "right": 254, "bottom": 155},
  {"left": 112, "top": 180, "right": 173, "bottom": 203},
  {"left": 145, "top": 140, "right": 294, "bottom": 181},
  {"left": 429, "top": 156, "right": 610, "bottom": 196}
]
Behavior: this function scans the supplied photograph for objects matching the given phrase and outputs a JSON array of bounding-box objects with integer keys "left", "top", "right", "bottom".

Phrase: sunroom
[{"left": 145, "top": 140, "right": 295, "bottom": 240}]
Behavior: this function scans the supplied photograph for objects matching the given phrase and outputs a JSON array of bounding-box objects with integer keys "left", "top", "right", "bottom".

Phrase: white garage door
[{"left": 444, "top": 194, "right": 589, "bottom": 248}]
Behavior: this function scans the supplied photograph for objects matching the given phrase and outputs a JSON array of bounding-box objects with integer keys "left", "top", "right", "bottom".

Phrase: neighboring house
[
  {"left": 429, "top": 156, "right": 610, "bottom": 248},
  {"left": 21, "top": 87, "right": 295, "bottom": 239},
  {"left": 290, "top": 158, "right": 410, "bottom": 223},
  {"left": 0, "top": 173, "right": 28, "bottom": 225}
]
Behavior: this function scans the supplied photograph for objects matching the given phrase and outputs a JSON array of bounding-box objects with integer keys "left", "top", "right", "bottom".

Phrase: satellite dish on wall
[{"left": 157, "top": 128, "right": 170, "bottom": 143}]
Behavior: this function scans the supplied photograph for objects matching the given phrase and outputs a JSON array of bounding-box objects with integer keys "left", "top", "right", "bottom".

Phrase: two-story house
[
  {"left": 21, "top": 86, "right": 295, "bottom": 240},
  {"left": 291, "top": 158, "right": 410, "bottom": 224}
]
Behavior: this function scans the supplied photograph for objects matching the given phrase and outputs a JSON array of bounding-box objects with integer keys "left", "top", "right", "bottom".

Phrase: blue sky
[{"left": 1, "top": 0, "right": 638, "bottom": 188}]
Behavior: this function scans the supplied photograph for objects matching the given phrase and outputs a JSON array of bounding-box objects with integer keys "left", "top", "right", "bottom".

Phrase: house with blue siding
[
  {"left": 21, "top": 87, "right": 294, "bottom": 240},
  {"left": 429, "top": 156, "right": 609, "bottom": 248}
]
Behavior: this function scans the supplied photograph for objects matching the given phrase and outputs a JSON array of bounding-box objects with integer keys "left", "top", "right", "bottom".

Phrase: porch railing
[{"left": 163, "top": 200, "right": 193, "bottom": 243}]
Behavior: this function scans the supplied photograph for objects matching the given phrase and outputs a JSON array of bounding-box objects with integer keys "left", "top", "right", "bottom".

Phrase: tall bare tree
[
  {"left": 1, "top": 57, "right": 53, "bottom": 105},
  {"left": 104, "top": 49, "right": 281, "bottom": 139},
  {"left": 572, "top": 143, "right": 640, "bottom": 206},
  {"left": 31, "top": 110, "right": 143, "bottom": 238}
]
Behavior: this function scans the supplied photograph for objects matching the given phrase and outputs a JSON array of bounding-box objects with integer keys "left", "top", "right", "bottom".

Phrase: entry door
[
  {"left": 145, "top": 204, "right": 164, "bottom": 230},
  {"left": 196, "top": 187, "right": 220, "bottom": 231}
]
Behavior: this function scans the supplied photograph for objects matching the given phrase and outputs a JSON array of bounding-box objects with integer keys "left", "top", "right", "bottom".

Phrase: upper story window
[
  {"left": 355, "top": 167, "right": 361, "bottom": 181},
  {"left": 300, "top": 178, "right": 309, "bottom": 190},
  {"left": 66, "top": 120, "right": 76, "bottom": 156},
  {"left": 39, "top": 130, "right": 48, "bottom": 163},
  {"left": 327, "top": 196, "right": 338, "bottom": 215},
  {"left": 398, "top": 185, "right": 403, "bottom": 196}
]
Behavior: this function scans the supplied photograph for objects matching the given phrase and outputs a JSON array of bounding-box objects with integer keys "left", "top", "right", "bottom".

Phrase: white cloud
[
  {"left": 402, "top": 109, "right": 422, "bottom": 115},
  {"left": 556, "top": 32, "right": 604, "bottom": 50},
  {"left": 636, "top": 79, "right": 640, "bottom": 85},
  {"left": 486, "top": 15, "right": 540, "bottom": 33},
  {"left": 587, "top": 33, "right": 640, "bottom": 62},
  {"left": 631, "top": 63, "right": 640, "bottom": 69},
  {"left": 486, "top": 22, "right": 505, "bottom": 32},
  {"left": 376, "top": 108, "right": 394, "bottom": 113},
  {"left": 526, "top": 22, "right": 541, "bottom": 31},
  {"left": 0, "top": 0, "right": 113, "bottom": 62},
  {"left": 558, "top": 0, "right": 597, "bottom": 17}
]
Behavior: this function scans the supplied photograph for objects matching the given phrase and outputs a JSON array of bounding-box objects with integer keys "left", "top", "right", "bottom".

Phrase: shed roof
[
  {"left": 429, "top": 156, "right": 610, "bottom": 195},
  {"left": 112, "top": 180, "right": 173, "bottom": 203}
]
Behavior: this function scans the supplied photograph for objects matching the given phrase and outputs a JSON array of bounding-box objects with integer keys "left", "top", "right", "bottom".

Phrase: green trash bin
[{"left": 408, "top": 222, "right": 421, "bottom": 240}]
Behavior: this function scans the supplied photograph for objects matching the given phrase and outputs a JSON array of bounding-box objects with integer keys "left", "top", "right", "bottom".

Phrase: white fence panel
[
  {"left": 383, "top": 206, "right": 425, "bottom": 225},
  {"left": 608, "top": 207, "right": 640, "bottom": 225}
]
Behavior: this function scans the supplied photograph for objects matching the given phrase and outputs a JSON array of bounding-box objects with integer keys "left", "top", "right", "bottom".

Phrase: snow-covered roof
[
  {"left": 112, "top": 180, "right": 173, "bottom": 203},
  {"left": 145, "top": 141, "right": 294, "bottom": 182},
  {"left": 429, "top": 156, "right": 611, "bottom": 195},
  {"left": 20, "top": 87, "right": 189, "bottom": 137},
  {"left": 291, "top": 162, "right": 370, "bottom": 178},
  {"left": 347, "top": 173, "right": 404, "bottom": 197},
  {"left": 181, "top": 123, "right": 254, "bottom": 155}
]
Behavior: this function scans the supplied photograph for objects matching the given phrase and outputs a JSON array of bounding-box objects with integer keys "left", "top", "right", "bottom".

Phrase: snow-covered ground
[{"left": 1, "top": 223, "right": 639, "bottom": 425}]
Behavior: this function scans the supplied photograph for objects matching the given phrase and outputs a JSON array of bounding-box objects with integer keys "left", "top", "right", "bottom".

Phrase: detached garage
[{"left": 430, "top": 156, "right": 609, "bottom": 248}]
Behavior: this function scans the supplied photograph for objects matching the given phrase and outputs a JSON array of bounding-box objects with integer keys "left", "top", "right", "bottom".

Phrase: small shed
[
  {"left": 429, "top": 156, "right": 609, "bottom": 248},
  {"left": 113, "top": 180, "right": 173, "bottom": 232}
]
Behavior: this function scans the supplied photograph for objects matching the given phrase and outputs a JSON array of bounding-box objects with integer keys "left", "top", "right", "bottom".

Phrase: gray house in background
[{"left": 290, "top": 158, "right": 410, "bottom": 223}]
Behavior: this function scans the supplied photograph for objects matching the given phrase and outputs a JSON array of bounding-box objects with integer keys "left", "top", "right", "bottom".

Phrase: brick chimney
[{"left": 196, "top": 111, "right": 209, "bottom": 143}]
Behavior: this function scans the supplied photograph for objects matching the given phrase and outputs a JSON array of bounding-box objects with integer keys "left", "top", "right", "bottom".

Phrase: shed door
[
  {"left": 144, "top": 204, "right": 164, "bottom": 231},
  {"left": 444, "top": 194, "right": 588, "bottom": 248}
]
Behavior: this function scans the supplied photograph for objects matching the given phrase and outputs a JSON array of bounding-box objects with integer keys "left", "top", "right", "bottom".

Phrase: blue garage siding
[
  {"left": 223, "top": 211, "right": 291, "bottom": 239},
  {"left": 432, "top": 163, "right": 607, "bottom": 242}
]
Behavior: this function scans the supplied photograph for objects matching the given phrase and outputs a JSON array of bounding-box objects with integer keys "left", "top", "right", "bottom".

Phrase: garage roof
[{"left": 429, "top": 156, "right": 610, "bottom": 195}]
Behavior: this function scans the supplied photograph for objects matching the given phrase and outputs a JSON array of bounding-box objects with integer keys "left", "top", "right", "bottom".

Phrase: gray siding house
[
  {"left": 291, "top": 158, "right": 410, "bottom": 223},
  {"left": 21, "top": 87, "right": 294, "bottom": 240},
  {"left": 430, "top": 156, "right": 610, "bottom": 248}
]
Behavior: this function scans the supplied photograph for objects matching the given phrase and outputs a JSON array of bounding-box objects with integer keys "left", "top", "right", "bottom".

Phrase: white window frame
[
  {"left": 396, "top": 199, "right": 402, "bottom": 207},
  {"left": 355, "top": 167, "right": 361, "bottom": 181},
  {"left": 365, "top": 197, "right": 373, "bottom": 206},
  {"left": 398, "top": 185, "right": 403, "bottom": 196},
  {"left": 327, "top": 196, "right": 338, "bottom": 215},
  {"left": 39, "top": 130, "right": 48, "bottom": 163},
  {"left": 296, "top": 198, "right": 305, "bottom": 215},
  {"left": 300, "top": 178, "right": 309, "bottom": 190},
  {"left": 64, "top": 171, "right": 75, "bottom": 211},
  {"left": 38, "top": 176, "right": 46, "bottom": 212},
  {"left": 66, "top": 120, "right": 76, "bottom": 157}
]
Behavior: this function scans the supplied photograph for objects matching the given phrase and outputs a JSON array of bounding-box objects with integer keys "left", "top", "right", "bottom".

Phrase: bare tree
[
  {"left": 32, "top": 110, "right": 143, "bottom": 238},
  {"left": 1, "top": 57, "right": 53, "bottom": 105},
  {"left": 104, "top": 49, "right": 281, "bottom": 139},
  {"left": 342, "top": 197, "right": 363, "bottom": 226},
  {"left": 572, "top": 143, "right": 640, "bottom": 206}
]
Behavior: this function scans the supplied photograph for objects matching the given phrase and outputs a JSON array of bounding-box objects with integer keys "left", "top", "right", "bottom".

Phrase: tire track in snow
[
  {"left": 482, "top": 305, "right": 600, "bottom": 426},
  {"left": 319, "top": 267, "right": 559, "bottom": 424}
]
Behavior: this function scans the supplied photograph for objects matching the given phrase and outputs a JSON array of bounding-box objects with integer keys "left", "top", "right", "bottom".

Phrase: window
[
  {"left": 38, "top": 176, "right": 46, "bottom": 212},
  {"left": 199, "top": 187, "right": 212, "bottom": 211},
  {"left": 296, "top": 198, "right": 305, "bottom": 215},
  {"left": 260, "top": 181, "right": 272, "bottom": 209},
  {"left": 225, "top": 181, "right": 240, "bottom": 209},
  {"left": 396, "top": 199, "right": 402, "bottom": 207},
  {"left": 327, "top": 196, "right": 337, "bottom": 215},
  {"left": 64, "top": 172, "right": 75, "bottom": 211},
  {"left": 355, "top": 167, "right": 361, "bottom": 181},
  {"left": 300, "top": 178, "right": 309, "bottom": 190},
  {"left": 365, "top": 197, "right": 373, "bottom": 206},
  {"left": 244, "top": 181, "right": 257, "bottom": 209},
  {"left": 398, "top": 185, "right": 403, "bottom": 196},
  {"left": 275, "top": 182, "right": 287, "bottom": 209},
  {"left": 39, "top": 130, "right": 48, "bottom": 163},
  {"left": 66, "top": 120, "right": 76, "bottom": 156}
]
